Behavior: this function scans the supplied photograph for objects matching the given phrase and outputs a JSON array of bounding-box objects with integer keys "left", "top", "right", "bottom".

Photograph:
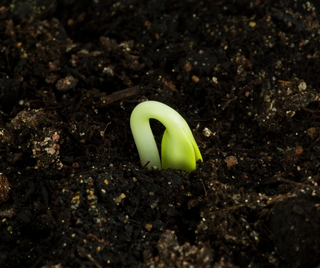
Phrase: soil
[{"left": 0, "top": 0, "right": 320, "bottom": 267}]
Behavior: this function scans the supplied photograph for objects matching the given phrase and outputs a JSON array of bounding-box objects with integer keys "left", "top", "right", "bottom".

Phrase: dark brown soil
[{"left": 1, "top": 0, "right": 320, "bottom": 267}]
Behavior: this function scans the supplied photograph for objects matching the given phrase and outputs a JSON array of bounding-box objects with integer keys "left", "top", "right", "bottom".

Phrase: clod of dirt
[
  {"left": 142, "top": 230, "right": 214, "bottom": 268},
  {"left": 269, "top": 193, "right": 320, "bottom": 267}
]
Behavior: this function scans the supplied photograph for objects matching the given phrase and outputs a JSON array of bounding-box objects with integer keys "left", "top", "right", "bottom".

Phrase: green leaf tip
[{"left": 130, "top": 100, "right": 203, "bottom": 172}]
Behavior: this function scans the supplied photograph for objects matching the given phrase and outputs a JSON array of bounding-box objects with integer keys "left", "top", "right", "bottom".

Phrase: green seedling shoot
[{"left": 130, "top": 100, "right": 203, "bottom": 172}]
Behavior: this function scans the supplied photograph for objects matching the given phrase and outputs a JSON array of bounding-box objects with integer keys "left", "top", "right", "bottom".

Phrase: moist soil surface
[{"left": 1, "top": 1, "right": 320, "bottom": 267}]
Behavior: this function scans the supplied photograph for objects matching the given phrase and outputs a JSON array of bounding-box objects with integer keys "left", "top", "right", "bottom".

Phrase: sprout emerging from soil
[{"left": 130, "top": 101, "right": 203, "bottom": 172}]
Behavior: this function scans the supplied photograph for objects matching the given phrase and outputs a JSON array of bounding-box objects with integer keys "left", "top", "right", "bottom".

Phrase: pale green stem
[{"left": 130, "top": 101, "right": 201, "bottom": 170}]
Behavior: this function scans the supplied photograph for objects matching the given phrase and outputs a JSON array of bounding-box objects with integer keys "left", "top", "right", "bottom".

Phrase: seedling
[{"left": 130, "top": 101, "right": 203, "bottom": 172}]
